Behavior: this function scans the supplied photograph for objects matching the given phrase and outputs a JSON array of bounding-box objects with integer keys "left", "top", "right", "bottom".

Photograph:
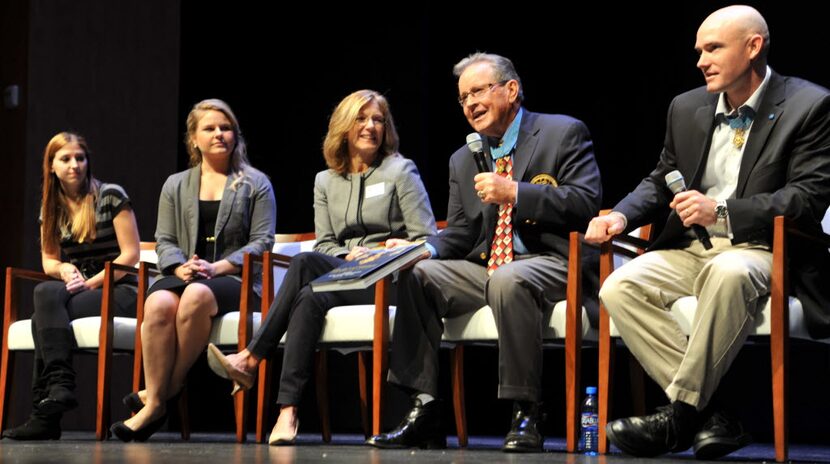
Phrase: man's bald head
[{"left": 701, "top": 5, "right": 770, "bottom": 61}]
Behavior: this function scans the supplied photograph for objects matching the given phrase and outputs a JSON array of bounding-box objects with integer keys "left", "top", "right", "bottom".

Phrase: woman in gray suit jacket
[
  {"left": 207, "top": 89, "right": 436, "bottom": 445},
  {"left": 111, "top": 99, "right": 276, "bottom": 442}
]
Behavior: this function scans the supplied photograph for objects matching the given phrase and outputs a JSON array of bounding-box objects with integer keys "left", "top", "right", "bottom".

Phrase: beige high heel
[{"left": 206, "top": 343, "right": 255, "bottom": 395}]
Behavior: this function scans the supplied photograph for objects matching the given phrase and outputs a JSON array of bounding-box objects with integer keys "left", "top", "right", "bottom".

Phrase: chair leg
[
  {"left": 234, "top": 388, "right": 247, "bottom": 443},
  {"left": 451, "top": 346, "right": 468, "bottom": 448},
  {"left": 0, "top": 349, "right": 14, "bottom": 433},
  {"left": 771, "top": 338, "right": 788, "bottom": 463},
  {"left": 256, "top": 357, "right": 273, "bottom": 443},
  {"left": 357, "top": 351, "right": 370, "bottom": 439},
  {"left": 598, "top": 325, "right": 614, "bottom": 454},
  {"left": 315, "top": 351, "right": 331, "bottom": 443},
  {"left": 179, "top": 385, "right": 191, "bottom": 440},
  {"left": 95, "top": 342, "right": 112, "bottom": 441}
]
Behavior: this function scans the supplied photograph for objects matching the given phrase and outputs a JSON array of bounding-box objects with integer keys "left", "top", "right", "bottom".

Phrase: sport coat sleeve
[{"left": 513, "top": 118, "right": 602, "bottom": 232}]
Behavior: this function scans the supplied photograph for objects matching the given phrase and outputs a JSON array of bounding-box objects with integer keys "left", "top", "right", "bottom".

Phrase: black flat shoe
[
  {"left": 110, "top": 413, "right": 168, "bottom": 442},
  {"left": 1, "top": 416, "right": 61, "bottom": 440},
  {"left": 122, "top": 392, "right": 143, "bottom": 414},
  {"left": 502, "top": 401, "right": 544, "bottom": 453},
  {"left": 366, "top": 398, "right": 446, "bottom": 449}
]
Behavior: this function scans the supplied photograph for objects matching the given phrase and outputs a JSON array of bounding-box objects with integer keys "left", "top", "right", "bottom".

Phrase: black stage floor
[{"left": 1, "top": 433, "right": 827, "bottom": 463}]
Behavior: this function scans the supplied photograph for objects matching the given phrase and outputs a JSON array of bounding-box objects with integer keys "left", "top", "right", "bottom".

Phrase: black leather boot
[
  {"left": 2, "top": 411, "right": 61, "bottom": 440},
  {"left": 503, "top": 401, "right": 544, "bottom": 452},
  {"left": 36, "top": 328, "right": 78, "bottom": 415},
  {"left": 366, "top": 398, "right": 446, "bottom": 449}
]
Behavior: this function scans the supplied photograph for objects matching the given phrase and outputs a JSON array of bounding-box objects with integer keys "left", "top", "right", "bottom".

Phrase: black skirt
[{"left": 147, "top": 275, "right": 259, "bottom": 316}]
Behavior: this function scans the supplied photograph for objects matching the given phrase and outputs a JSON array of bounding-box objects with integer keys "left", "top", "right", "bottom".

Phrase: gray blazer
[
  {"left": 313, "top": 153, "right": 436, "bottom": 257},
  {"left": 154, "top": 165, "right": 277, "bottom": 295}
]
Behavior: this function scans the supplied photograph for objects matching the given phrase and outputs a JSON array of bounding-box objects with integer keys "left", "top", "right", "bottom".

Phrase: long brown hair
[
  {"left": 322, "top": 90, "right": 400, "bottom": 175},
  {"left": 40, "top": 132, "right": 100, "bottom": 253}
]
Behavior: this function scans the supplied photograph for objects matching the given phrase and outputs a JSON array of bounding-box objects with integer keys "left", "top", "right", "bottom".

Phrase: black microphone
[
  {"left": 665, "top": 170, "right": 713, "bottom": 250},
  {"left": 466, "top": 133, "right": 490, "bottom": 174}
]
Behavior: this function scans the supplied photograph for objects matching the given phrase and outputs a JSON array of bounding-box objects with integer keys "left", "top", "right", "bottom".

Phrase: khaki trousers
[{"left": 599, "top": 237, "right": 772, "bottom": 409}]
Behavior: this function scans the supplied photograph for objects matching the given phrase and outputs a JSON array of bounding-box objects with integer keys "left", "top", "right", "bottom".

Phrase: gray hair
[{"left": 453, "top": 52, "right": 524, "bottom": 103}]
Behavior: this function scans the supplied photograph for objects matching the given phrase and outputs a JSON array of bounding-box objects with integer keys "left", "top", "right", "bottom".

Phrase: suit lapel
[
  {"left": 214, "top": 174, "right": 237, "bottom": 240},
  {"left": 736, "top": 72, "right": 785, "bottom": 196},
  {"left": 689, "top": 98, "right": 718, "bottom": 189},
  {"left": 512, "top": 111, "right": 539, "bottom": 182},
  {"left": 186, "top": 167, "right": 200, "bottom": 254}
]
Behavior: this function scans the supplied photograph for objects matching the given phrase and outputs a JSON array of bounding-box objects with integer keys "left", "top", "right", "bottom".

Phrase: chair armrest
[{"left": 5, "top": 267, "right": 55, "bottom": 326}]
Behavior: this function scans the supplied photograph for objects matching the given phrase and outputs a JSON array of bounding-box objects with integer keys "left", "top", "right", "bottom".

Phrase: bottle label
[{"left": 581, "top": 412, "right": 598, "bottom": 428}]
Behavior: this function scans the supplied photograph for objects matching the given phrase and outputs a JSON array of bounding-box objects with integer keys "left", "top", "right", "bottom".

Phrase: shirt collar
[{"left": 715, "top": 65, "right": 771, "bottom": 118}]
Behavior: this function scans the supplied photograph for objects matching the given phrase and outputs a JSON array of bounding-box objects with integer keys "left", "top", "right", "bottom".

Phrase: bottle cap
[{"left": 586, "top": 386, "right": 597, "bottom": 394}]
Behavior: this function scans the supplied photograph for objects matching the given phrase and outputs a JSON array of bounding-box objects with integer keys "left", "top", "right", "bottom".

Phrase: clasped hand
[
  {"left": 175, "top": 255, "right": 215, "bottom": 282},
  {"left": 59, "top": 263, "right": 89, "bottom": 294}
]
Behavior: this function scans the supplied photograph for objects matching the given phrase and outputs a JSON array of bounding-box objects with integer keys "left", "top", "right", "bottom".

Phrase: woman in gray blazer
[
  {"left": 207, "top": 90, "right": 436, "bottom": 445},
  {"left": 110, "top": 99, "right": 276, "bottom": 442}
]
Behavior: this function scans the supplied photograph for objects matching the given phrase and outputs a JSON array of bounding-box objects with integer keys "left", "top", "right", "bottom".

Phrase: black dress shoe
[
  {"left": 606, "top": 402, "right": 698, "bottom": 457},
  {"left": 693, "top": 410, "right": 751, "bottom": 460},
  {"left": 1, "top": 415, "right": 61, "bottom": 440},
  {"left": 366, "top": 398, "right": 446, "bottom": 449},
  {"left": 36, "top": 386, "right": 78, "bottom": 416},
  {"left": 502, "top": 401, "right": 544, "bottom": 453},
  {"left": 110, "top": 413, "right": 168, "bottom": 442},
  {"left": 122, "top": 392, "right": 143, "bottom": 414}
]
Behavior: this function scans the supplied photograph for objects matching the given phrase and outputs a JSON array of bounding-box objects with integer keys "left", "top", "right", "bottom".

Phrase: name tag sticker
[{"left": 365, "top": 182, "right": 385, "bottom": 198}]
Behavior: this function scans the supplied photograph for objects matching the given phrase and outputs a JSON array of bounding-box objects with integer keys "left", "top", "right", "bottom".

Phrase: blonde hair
[
  {"left": 40, "top": 132, "right": 100, "bottom": 253},
  {"left": 185, "top": 98, "right": 252, "bottom": 189},
  {"left": 322, "top": 90, "right": 400, "bottom": 175}
]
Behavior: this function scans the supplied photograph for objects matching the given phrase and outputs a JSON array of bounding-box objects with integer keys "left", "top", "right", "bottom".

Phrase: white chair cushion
[
  {"left": 7, "top": 320, "right": 35, "bottom": 350},
  {"left": 669, "top": 295, "right": 830, "bottom": 343},
  {"left": 272, "top": 239, "right": 316, "bottom": 256},
  {"left": 139, "top": 249, "right": 159, "bottom": 265},
  {"left": 442, "top": 301, "right": 596, "bottom": 343},
  {"left": 209, "top": 311, "right": 263, "bottom": 346},
  {"left": 276, "top": 305, "right": 398, "bottom": 355},
  {"left": 319, "top": 305, "right": 396, "bottom": 344},
  {"left": 608, "top": 295, "right": 830, "bottom": 343},
  {"left": 8, "top": 317, "right": 137, "bottom": 351}
]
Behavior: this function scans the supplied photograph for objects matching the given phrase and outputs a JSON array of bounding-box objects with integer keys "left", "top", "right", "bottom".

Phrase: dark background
[{"left": 0, "top": 0, "right": 828, "bottom": 444}]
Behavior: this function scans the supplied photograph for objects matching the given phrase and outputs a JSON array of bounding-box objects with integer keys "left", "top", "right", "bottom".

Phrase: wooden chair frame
[
  {"left": 597, "top": 215, "right": 830, "bottom": 462},
  {"left": 1, "top": 261, "right": 139, "bottom": 441}
]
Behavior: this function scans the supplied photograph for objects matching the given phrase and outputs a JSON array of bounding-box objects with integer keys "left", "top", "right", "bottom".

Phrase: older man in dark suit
[
  {"left": 367, "top": 52, "right": 602, "bottom": 452},
  {"left": 585, "top": 5, "right": 830, "bottom": 460}
]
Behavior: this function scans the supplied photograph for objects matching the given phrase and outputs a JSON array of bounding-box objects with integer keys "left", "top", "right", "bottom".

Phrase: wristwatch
[{"left": 715, "top": 200, "right": 729, "bottom": 219}]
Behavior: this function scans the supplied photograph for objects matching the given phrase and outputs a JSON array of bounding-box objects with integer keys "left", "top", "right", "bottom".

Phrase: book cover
[{"left": 310, "top": 242, "right": 427, "bottom": 292}]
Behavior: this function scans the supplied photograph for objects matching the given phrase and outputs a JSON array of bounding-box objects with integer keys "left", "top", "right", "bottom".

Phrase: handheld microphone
[
  {"left": 466, "top": 133, "right": 490, "bottom": 174},
  {"left": 665, "top": 170, "right": 713, "bottom": 250}
]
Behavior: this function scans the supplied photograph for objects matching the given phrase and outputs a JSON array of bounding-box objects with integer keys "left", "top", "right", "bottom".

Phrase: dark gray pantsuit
[{"left": 246, "top": 252, "right": 378, "bottom": 405}]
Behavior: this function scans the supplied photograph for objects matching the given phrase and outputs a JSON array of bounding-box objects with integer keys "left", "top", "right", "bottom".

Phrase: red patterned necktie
[{"left": 487, "top": 156, "right": 513, "bottom": 275}]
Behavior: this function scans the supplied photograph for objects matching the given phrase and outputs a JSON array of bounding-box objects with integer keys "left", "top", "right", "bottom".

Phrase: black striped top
[{"left": 58, "top": 183, "right": 132, "bottom": 280}]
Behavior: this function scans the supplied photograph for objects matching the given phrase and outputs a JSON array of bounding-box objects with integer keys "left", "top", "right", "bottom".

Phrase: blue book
[{"left": 310, "top": 242, "right": 428, "bottom": 292}]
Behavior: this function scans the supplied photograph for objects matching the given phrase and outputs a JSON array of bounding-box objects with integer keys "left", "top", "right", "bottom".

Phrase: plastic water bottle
[{"left": 580, "top": 386, "right": 599, "bottom": 455}]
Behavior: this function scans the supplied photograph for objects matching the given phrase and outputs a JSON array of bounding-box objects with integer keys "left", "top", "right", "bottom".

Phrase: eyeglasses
[
  {"left": 457, "top": 80, "right": 508, "bottom": 107},
  {"left": 355, "top": 115, "right": 386, "bottom": 126}
]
